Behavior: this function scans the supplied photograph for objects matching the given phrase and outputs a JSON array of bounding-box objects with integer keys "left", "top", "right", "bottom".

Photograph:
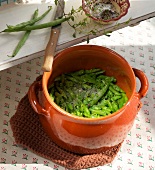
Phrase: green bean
[
  {"left": 94, "top": 81, "right": 104, "bottom": 89},
  {"left": 2, "top": 17, "right": 70, "bottom": 33},
  {"left": 89, "top": 82, "right": 109, "bottom": 106},
  {"left": 55, "top": 83, "right": 67, "bottom": 99},
  {"left": 73, "top": 110, "right": 83, "bottom": 117},
  {"left": 117, "top": 97, "right": 125, "bottom": 109},
  {"left": 99, "top": 99, "right": 108, "bottom": 106},
  {"left": 60, "top": 98, "right": 66, "bottom": 108},
  {"left": 59, "top": 97, "right": 65, "bottom": 107},
  {"left": 122, "top": 93, "right": 128, "bottom": 103},
  {"left": 110, "top": 83, "right": 125, "bottom": 93},
  {"left": 98, "top": 100, "right": 112, "bottom": 111},
  {"left": 109, "top": 86, "right": 121, "bottom": 96},
  {"left": 91, "top": 70, "right": 105, "bottom": 76},
  {"left": 90, "top": 93, "right": 96, "bottom": 98},
  {"left": 65, "top": 75, "right": 79, "bottom": 82},
  {"left": 62, "top": 89, "right": 72, "bottom": 102},
  {"left": 103, "top": 90, "right": 113, "bottom": 100},
  {"left": 90, "top": 105, "right": 101, "bottom": 110},
  {"left": 106, "top": 100, "right": 113, "bottom": 110},
  {"left": 7, "top": 6, "right": 52, "bottom": 30},
  {"left": 97, "top": 75, "right": 116, "bottom": 82},
  {"left": 82, "top": 104, "right": 90, "bottom": 117},
  {"left": 55, "top": 92, "right": 61, "bottom": 105},
  {"left": 85, "top": 68, "right": 103, "bottom": 73},
  {"left": 73, "top": 101, "right": 80, "bottom": 111},
  {"left": 65, "top": 80, "right": 74, "bottom": 87},
  {"left": 80, "top": 74, "right": 96, "bottom": 84},
  {"left": 91, "top": 109, "right": 110, "bottom": 116},
  {"left": 67, "top": 103, "right": 74, "bottom": 112},
  {"left": 82, "top": 83, "right": 91, "bottom": 89},
  {"left": 117, "top": 93, "right": 128, "bottom": 109},
  {"left": 49, "top": 93, "right": 55, "bottom": 101},
  {"left": 65, "top": 88, "right": 75, "bottom": 99},
  {"left": 60, "top": 74, "right": 65, "bottom": 84},
  {"left": 70, "top": 74, "right": 96, "bottom": 84},
  {"left": 111, "top": 101, "right": 119, "bottom": 112},
  {"left": 69, "top": 70, "right": 85, "bottom": 76},
  {"left": 8, "top": 9, "right": 39, "bottom": 57},
  {"left": 111, "top": 95, "right": 122, "bottom": 101}
]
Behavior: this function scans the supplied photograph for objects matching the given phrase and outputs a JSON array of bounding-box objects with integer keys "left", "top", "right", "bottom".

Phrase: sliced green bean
[
  {"left": 111, "top": 95, "right": 122, "bottom": 101},
  {"left": 111, "top": 101, "right": 119, "bottom": 112},
  {"left": 110, "top": 83, "right": 125, "bottom": 93},
  {"left": 97, "top": 75, "right": 116, "bottom": 82},
  {"left": 69, "top": 70, "right": 85, "bottom": 76},
  {"left": 49, "top": 93, "right": 55, "bottom": 101},
  {"left": 122, "top": 93, "right": 128, "bottom": 103},
  {"left": 117, "top": 97, "right": 125, "bottom": 109},
  {"left": 104, "top": 90, "right": 113, "bottom": 99},
  {"left": 65, "top": 88, "right": 75, "bottom": 99},
  {"left": 55, "top": 92, "right": 61, "bottom": 105},
  {"left": 67, "top": 103, "right": 74, "bottom": 112},
  {"left": 65, "top": 80, "right": 74, "bottom": 87},
  {"left": 80, "top": 74, "right": 96, "bottom": 84},
  {"left": 85, "top": 68, "right": 102, "bottom": 73},
  {"left": 82, "top": 104, "right": 90, "bottom": 117},
  {"left": 91, "top": 109, "right": 110, "bottom": 116},
  {"left": 91, "top": 70, "right": 105, "bottom": 76},
  {"left": 89, "top": 82, "right": 110, "bottom": 106},
  {"left": 73, "top": 110, "right": 83, "bottom": 117},
  {"left": 117, "top": 93, "right": 128, "bottom": 109},
  {"left": 82, "top": 83, "right": 91, "bottom": 90},
  {"left": 106, "top": 100, "right": 113, "bottom": 110},
  {"left": 90, "top": 105, "right": 101, "bottom": 110},
  {"left": 55, "top": 83, "right": 67, "bottom": 99},
  {"left": 65, "top": 75, "right": 79, "bottom": 82},
  {"left": 109, "top": 86, "right": 121, "bottom": 96}
]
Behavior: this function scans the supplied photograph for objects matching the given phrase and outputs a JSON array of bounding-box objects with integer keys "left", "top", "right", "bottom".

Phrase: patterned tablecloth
[{"left": 0, "top": 17, "right": 155, "bottom": 170}]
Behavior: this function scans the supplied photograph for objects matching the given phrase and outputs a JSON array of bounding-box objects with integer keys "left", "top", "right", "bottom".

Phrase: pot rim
[{"left": 42, "top": 45, "right": 136, "bottom": 122}]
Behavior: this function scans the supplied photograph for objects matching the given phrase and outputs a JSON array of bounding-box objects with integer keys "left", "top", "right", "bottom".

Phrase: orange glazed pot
[{"left": 28, "top": 45, "right": 149, "bottom": 154}]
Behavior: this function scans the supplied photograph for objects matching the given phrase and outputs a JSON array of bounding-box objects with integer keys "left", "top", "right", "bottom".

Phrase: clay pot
[{"left": 28, "top": 45, "right": 149, "bottom": 154}]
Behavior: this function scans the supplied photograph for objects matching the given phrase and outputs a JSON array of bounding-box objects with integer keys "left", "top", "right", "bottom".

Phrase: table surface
[
  {"left": 0, "top": 16, "right": 155, "bottom": 170},
  {"left": 0, "top": 0, "right": 155, "bottom": 71}
]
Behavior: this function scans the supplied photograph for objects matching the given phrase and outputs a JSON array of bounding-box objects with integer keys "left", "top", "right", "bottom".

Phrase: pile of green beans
[{"left": 48, "top": 68, "right": 128, "bottom": 118}]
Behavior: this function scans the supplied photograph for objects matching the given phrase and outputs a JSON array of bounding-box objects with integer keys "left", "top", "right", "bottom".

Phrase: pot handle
[
  {"left": 133, "top": 68, "right": 149, "bottom": 99},
  {"left": 28, "top": 81, "right": 49, "bottom": 116}
]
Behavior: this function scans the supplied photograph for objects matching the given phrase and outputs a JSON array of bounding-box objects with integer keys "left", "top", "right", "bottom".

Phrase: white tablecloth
[{"left": 0, "top": 17, "right": 155, "bottom": 170}]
